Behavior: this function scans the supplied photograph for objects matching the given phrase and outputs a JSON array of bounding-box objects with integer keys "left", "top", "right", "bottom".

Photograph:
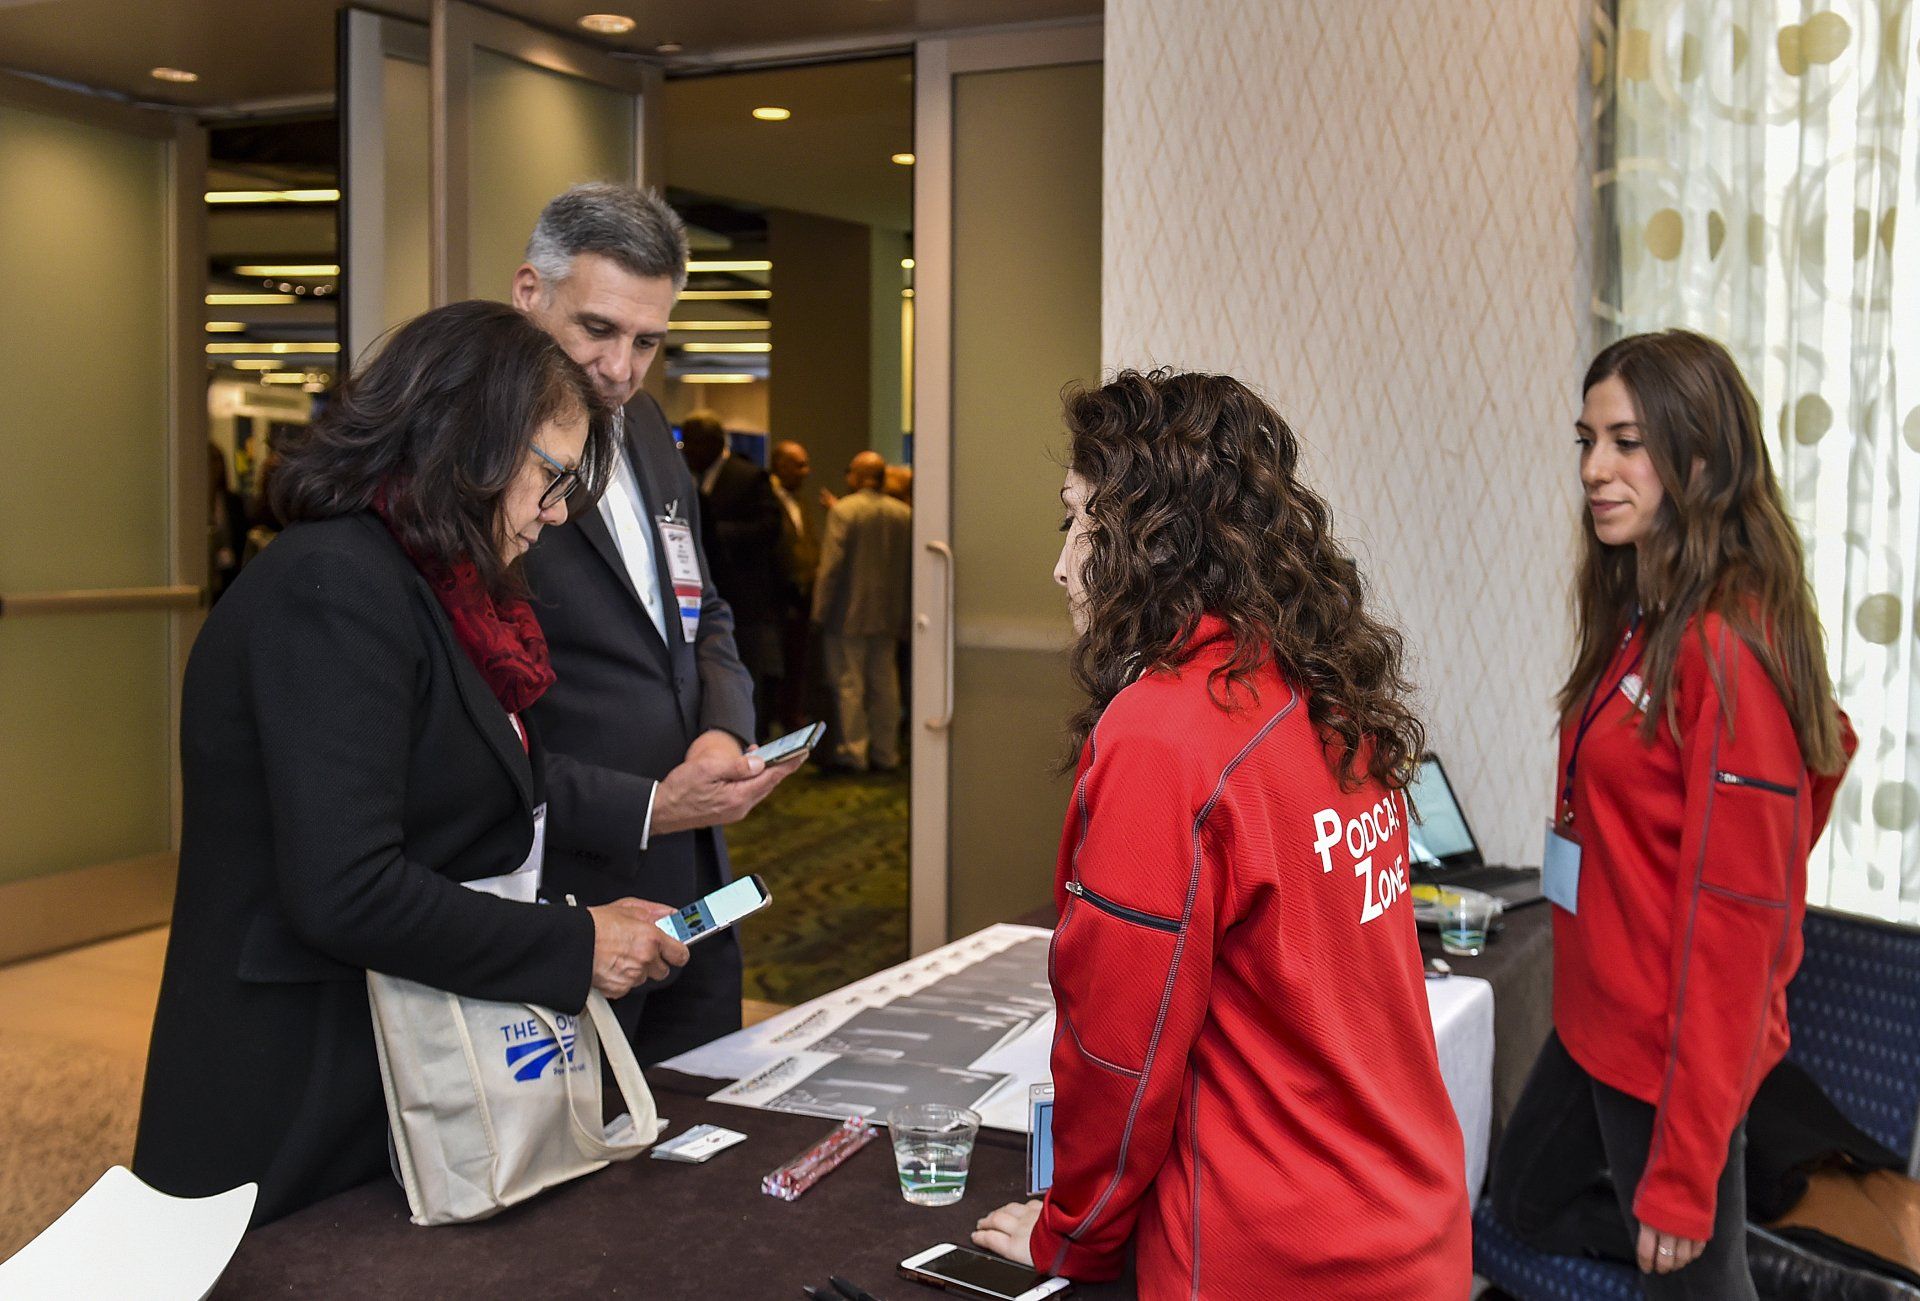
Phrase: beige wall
[
  {"left": 768, "top": 208, "right": 872, "bottom": 490},
  {"left": 0, "top": 102, "right": 174, "bottom": 885},
  {"left": 661, "top": 377, "right": 770, "bottom": 435},
  {"left": 1102, "top": 0, "right": 1590, "bottom": 863}
]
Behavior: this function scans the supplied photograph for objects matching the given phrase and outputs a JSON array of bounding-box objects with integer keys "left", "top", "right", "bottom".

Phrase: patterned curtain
[{"left": 1593, "top": 0, "right": 1919, "bottom": 923}]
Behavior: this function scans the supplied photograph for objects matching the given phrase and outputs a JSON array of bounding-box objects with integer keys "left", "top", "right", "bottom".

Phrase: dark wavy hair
[
  {"left": 271, "top": 300, "right": 612, "bottom": 596},
  {"left": 1561, "top": 330, "right": 1844, "bottom": 772},
  {"left": 1062, "top": 369, "right": 1424, "bottom": 790}
]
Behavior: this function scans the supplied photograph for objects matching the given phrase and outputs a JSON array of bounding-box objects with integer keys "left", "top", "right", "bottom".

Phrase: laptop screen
[{"left": 1406, "top": 757, "right": 1475, "bottom": 867}]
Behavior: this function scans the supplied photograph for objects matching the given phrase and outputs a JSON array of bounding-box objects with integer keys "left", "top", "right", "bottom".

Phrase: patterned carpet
[{"left": 726, "top": 762, "right": 910, "bottom": 1006}]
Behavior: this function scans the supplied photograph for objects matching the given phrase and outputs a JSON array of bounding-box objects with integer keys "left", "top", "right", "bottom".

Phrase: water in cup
[
  {"left": 1440, "top": 890, "right": 1498, "bottom": 957},
  {"left": 887, "top": 1103, "right": 980, "bottom": 1207},
  {"left": 893, "top": 1134, "right": 973, "bottom": 1206}
]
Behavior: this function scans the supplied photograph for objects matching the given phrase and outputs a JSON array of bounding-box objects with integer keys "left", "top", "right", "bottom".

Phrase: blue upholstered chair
[{"left": 1472, "top": 906, "right": 1920, "bottom": 1299}]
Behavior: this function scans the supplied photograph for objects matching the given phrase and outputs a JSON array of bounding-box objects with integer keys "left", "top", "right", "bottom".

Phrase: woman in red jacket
[
  {"left": 1493, "top": 330, "right": 1851, "bottom": 1296},
  {"left": 971, "top": 370, "right": 1472, "bottom": 1299}
]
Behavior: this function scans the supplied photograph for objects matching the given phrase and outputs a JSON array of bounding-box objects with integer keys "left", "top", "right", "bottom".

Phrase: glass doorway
[{"left": 657, "top": 57, "right": 915, "bottom": 1004}]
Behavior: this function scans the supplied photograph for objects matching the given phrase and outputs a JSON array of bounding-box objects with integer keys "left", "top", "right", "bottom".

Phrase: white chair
[{"left": 0, "top": 1166, "right": 255, "bottom": 1300}]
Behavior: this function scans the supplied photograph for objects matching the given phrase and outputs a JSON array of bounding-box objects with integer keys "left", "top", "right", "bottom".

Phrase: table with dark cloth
[
  {"left": 216, "top": 905, "right": 1548, "bottom": 1297},
  {"left": 216, "top": 1066, "right": 1134, "bottom": 1299}
]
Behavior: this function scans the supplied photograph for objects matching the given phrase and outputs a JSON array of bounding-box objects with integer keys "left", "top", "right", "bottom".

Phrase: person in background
[
  {"left": 134, "top": 301, "right": 688, "bottom": 1225},
  {"left": 1489, "top": 330, "right": 1852, "bottom": 1296},
  {"left": 512, "top": 183, "right": 791, "bottom": 1064},
  {"left": 770, "top": 438, "right": 820, "bottom": 736},
  {"left": 812, "top": 450, "right": 912, "bottom": 772},
  {"left": 971, "top": 369, "right": 1470, "bottom": 1299},
  {"left": 883, "top": 463, "right": 913, "bottom": 505},
  {"left": 680, "top": 410, "right": 784, "bottom": 737}
]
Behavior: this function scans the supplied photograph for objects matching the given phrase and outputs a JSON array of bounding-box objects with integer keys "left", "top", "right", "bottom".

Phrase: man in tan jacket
[{"left": 812, "top": 451, "right": 912, "bottom": 771}]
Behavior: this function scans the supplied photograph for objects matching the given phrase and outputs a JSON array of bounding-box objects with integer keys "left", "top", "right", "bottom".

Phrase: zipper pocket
[
  {"left": 1715, "top": 770, "right": 1798, "bottom": 797},
  {"left": 1065, "top": 879, "right": 1181, "bottom": 932}
]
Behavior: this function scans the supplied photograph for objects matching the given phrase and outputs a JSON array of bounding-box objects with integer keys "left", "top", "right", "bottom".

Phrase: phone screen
[
  {"left": 757, "top": 722, "right": 822, "bottom": 766},
  {"left": 911, "top": 1248, "right": 1046, "bottom": 1299},
  {"left": 655, "top": 876, "right": 768, "bottom": 943}
]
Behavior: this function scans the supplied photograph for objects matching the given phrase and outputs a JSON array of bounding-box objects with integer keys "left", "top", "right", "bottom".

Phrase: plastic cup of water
[
  {"left": 1440, "top": 892, "right": 1499, "bottom": 957},
  {"left": 886, "top": 1103, "right": 980, "bottom": 1206}
]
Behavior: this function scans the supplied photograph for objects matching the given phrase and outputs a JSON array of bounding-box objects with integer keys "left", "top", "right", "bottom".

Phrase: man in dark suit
[
  {"left": 512, "top": 183, "right": 792, "bottom": 1063},
  {"left": 769, "top": 439, "right": 819, "bottom": 735},
  {"left": 679, "top": 411, "right": 784, "bottom": 737}
]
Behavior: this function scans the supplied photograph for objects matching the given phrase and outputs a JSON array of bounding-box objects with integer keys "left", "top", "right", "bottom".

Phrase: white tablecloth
[
  {"left": 665, "top": 926, "right": 1495, "bottom": 1195},
  {"left": 1424, "top": 973, "right": 1495, "bottom": 1198}
]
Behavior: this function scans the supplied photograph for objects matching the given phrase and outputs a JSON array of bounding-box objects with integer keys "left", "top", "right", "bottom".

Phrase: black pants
[{"left": 1491, "top": 1031, "right": 1755, "bottom": 1300}]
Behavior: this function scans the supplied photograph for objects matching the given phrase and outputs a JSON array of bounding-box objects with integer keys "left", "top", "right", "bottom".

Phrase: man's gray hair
[{"left": 524, "top": 182, "right": 689, "bottom": 296}]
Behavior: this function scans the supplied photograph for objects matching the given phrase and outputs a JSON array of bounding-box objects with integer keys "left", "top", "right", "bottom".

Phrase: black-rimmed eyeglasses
[{"left": 530, "top": 445, "right": 583, "bottom": 511}]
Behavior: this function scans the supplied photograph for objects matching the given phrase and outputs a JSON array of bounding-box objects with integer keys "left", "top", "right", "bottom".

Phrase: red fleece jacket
[
  {"left": 1553, "top": 612, "right": 1852, "bottom": 1241},
  {"left": 1028, "top": 621, "right": 1471, "bottom": 1300}
]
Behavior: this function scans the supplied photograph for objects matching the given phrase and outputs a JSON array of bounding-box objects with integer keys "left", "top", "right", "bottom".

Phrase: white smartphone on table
[
  {"left": 899, "top": 1244, "right": 1071, "bottom": 1300},
  {"left": 653, "top": 874, "right": 771, "bottom": 945}
]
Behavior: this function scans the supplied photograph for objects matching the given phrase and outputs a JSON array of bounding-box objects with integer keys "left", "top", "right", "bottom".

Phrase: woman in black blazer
[{"left": 133, "top": 301, "right": 689, "bottom": 1224}]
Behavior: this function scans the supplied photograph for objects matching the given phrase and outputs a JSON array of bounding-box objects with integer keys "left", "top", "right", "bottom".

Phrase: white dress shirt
[{"left": 592, "top": 422, "right": 670, "bottom": 848}]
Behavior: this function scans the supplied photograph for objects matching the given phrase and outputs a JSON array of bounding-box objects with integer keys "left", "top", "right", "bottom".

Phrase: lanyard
[{"left": 1560, "top": 614, "right": 1643, "bottom": 825}]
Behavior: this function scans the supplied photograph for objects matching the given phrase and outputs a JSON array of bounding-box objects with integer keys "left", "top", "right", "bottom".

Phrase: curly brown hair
[{"left": 1061, "top": 369, "right": 1424, "bottom": 790}]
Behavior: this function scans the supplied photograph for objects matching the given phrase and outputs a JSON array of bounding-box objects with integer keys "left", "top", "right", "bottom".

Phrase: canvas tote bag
[{"left": 366, "top": 970, "right": 661, "bottom": 1226}]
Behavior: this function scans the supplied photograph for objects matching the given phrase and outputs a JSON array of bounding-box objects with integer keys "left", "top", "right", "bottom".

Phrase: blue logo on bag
[{"left": 499, "top": 1014, "right": 578, "bottom": 1081}]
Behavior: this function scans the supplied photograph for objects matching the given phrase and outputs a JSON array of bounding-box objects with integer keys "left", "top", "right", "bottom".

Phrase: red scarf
[{"left": 372, "top": 495, "right": 555, "bottom": 716}]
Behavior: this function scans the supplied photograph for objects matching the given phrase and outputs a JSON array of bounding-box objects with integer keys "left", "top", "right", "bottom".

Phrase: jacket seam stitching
[
  {"left": 1698, "top": 881, "right": 1789, "bottom": 909},
  {"left": 1060, "top": 1004, "right": 1145, "bottom": 1079},
  {"left": 1059, "top": 686, "right": 1298, "bottom": 1251}
]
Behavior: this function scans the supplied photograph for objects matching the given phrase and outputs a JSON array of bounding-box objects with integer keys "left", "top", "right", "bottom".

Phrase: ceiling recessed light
[
  {"left": 751, "top": 106, "right": 792, "bottom": 122},
  {"left": 578, "top": 13, "right": 636, "bottom": 35},
  {"left": 655, "top": 41, "right": 683, "bottom": 54},
  {"left": 901, "top": 258, "right": 915, "bottom": 270},
  {"left": 891, "top": 152, "right": 915, "bottom": 166},
  {"left": 150, "top": 67, "right": 198, "bottom": 83}
]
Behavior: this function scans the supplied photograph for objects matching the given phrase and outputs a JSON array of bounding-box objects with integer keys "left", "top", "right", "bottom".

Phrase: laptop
[{"left": 1406, "top": 753, "right": 1545, "bottom": 909}]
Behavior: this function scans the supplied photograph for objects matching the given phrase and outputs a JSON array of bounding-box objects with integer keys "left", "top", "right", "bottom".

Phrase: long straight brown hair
[{"left": 1559, "top": 330, "right": 1845, "bottom": 773}]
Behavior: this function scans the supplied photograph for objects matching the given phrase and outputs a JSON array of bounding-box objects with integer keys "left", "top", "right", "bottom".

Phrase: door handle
[{"left": 924, "top": 540, "right": 954, "bottom": 731}]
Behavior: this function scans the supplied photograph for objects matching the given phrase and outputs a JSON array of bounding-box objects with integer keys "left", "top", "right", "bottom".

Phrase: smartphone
[
  {"left": 654, "top": 874, "right": 772, "bottom": 945},
  {"left": 755, "top": 721, "right": 825, "bottom": 766},
  {"left": 898, "top": 1245, "right": 1071, "bottom": 1301}
]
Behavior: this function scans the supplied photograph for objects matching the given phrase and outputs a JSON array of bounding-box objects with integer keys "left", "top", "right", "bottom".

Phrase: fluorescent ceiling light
[
  {"left": 230, "top": 360, "right": 278, "bottom": 370},
  {"left": 751, "top": 106, "right": 791, "bottom": 122},
  {"left": 206, "top": 292, "right": 297, "bottom": 305},
  {"left": 206, "top": 321, "right": 246, "bottom": 332},
  {"left": 151, "top": 67, "right": 198, "bottom": 83},
  {"left": 687, "top": 259, "right": 772, "bottom": 274},
  {"left": 261, "top": 372, "right": 316, "bottom": 385},
  {"left": 681, "top": 342, "right": 772, "bottom": 353},
  {"left": 207, "top": 189, "right": 339, "bottom": 205},
  {"left": 232, "top": 264, "right": 340, "bottom": 277},
  {"left": 679, "top": 289, "right": 772, "bottom": 301},
  {"left": 892, "top": 153, "right": 915, "bottom": 166},
  {"left": 577, "top": 13, "right": 635, "bottom": 35},
  {"left": 669, "top": 320, "right": 768, "bottom": 332},
  {"left": 206, "top": 341, "right": 340, "bottom": 355},
  {"left": 680, "top": 374, "right": 757, "bottom": 384}
]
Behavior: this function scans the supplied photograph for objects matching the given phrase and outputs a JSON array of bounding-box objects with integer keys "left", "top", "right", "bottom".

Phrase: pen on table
[{"left": 830, "top": 1275, "right": 882, "bottom": 1301}]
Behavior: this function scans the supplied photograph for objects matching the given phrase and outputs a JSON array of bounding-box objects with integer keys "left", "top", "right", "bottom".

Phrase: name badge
[
  {"left": 1541, "top": 821, "right": 1581, "bottom": 915},
  {"left": 656, "top": 513, "right": 701, "bottom": 644},
  {"left": 464, "top": 803, "right": 546, "bottom": 902}
]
